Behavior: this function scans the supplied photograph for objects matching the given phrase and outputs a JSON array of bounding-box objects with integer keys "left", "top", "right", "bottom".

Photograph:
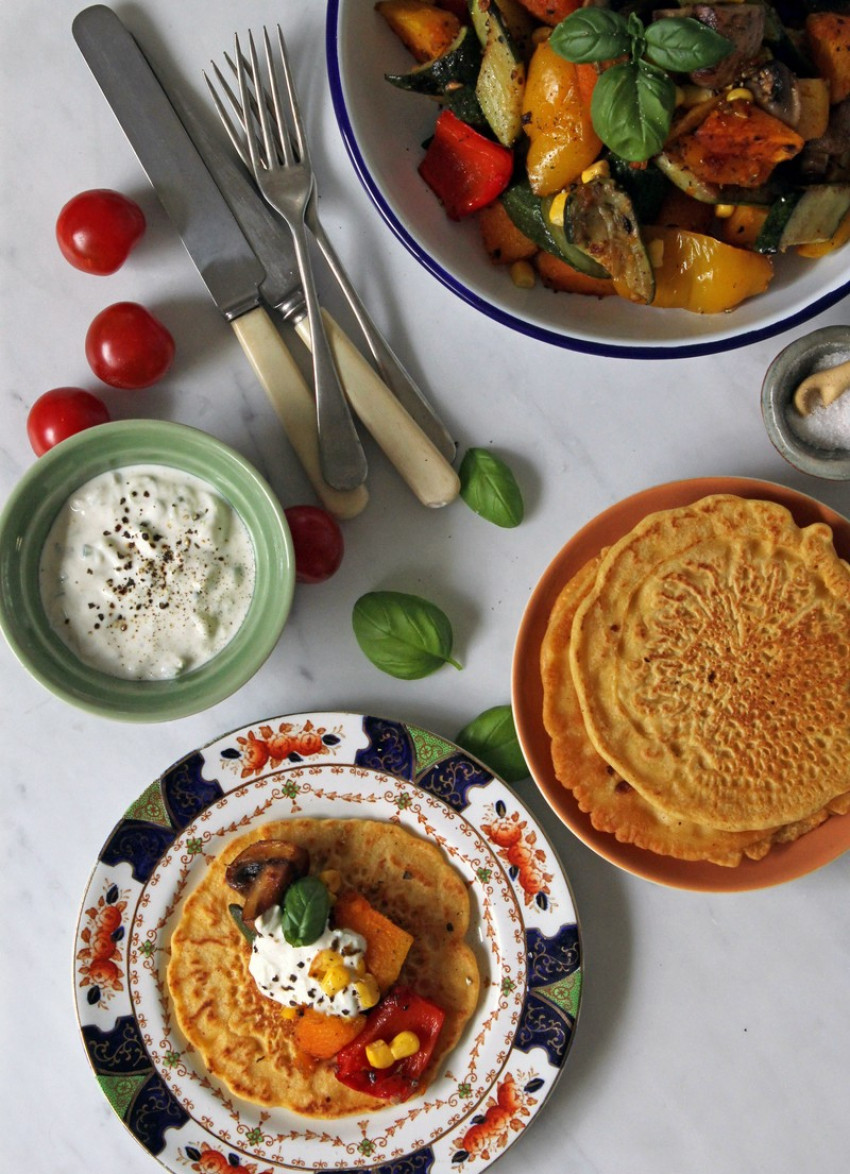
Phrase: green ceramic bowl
[{"left": 0, "top": 420, "right": 294, "bottom": 721}]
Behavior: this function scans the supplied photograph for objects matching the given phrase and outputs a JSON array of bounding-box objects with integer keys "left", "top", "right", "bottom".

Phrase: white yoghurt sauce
[
  {"left": 39, "top": 464, "right": 256, "bottom": 680},
  {"left": 249, "top": 905, "right": 368, "bottom": 1018}
]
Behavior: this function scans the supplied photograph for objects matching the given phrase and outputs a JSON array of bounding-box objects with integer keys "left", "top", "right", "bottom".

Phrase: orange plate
[{"left": 511, "top": 477, "right": 850, "bottom": 892}]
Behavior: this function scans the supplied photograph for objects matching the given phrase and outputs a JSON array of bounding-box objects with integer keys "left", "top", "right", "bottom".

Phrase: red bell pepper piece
[
  {"left": 334, "top": 987, "right": 446, "bottom": 1103},
  {"left": 418, "top": 110, "right": 514, "bottom": 220}
]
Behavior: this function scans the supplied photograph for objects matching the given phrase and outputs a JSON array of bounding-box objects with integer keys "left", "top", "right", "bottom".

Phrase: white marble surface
[{"left": 1, "top": 2, "right": 849, "bottom": 1172}]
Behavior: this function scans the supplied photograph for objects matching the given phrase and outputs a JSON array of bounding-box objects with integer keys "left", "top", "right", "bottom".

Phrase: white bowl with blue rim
[{"left": 326, "top": 0, "right": 850, "bottom": 359}]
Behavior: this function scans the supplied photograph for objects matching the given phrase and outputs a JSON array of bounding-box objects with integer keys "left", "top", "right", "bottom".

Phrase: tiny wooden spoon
[{"left": 793, "top": 358, "right": 850, "bottom": 415}]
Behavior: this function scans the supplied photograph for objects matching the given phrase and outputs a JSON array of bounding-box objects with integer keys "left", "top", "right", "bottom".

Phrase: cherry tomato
[
  {"left": 56, "top": 189, "right": 146, "bottom": 275},
  {"left": 85, "top": 301, "right": 175, "bottom": 389},
  {"left": 26, "top": 387, "right": 110, "bottom": 456},
  {"left": 284, "top": 505, "right": 345, "bottom": 584}
]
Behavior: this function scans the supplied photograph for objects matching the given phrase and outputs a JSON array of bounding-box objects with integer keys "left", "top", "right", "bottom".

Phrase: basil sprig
[
  {"left": 353, "top": 590, "right": 462, "bottom": 679},
  {"left": 281, "top": 875, "right": 331, "bottom": 947},
  {"left": 459, "top": 448, "right": 524, "bottom": 528},
  {"left": 456, "top": 705, "right": 529, "bottom": 784},
  {"left": 550, "top": 9, "right": 732, "bottom": 162}
]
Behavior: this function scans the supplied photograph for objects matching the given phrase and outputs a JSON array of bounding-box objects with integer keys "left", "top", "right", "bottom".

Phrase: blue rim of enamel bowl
[{"left": 325, "top": 0, "right": 850, "bottom": 360}]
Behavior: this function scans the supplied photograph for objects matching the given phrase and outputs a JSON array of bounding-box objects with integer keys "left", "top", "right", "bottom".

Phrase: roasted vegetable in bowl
[{"left": 377, "top": 0, "right": 850, "bottom": 314}]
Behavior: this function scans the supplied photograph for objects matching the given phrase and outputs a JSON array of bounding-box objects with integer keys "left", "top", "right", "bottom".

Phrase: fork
[
  {"left": 207, "top": 51, "right": 456, "bottom": 463},
  {"left": 233, "top": 27, "right": 367, "bottom": 492}
]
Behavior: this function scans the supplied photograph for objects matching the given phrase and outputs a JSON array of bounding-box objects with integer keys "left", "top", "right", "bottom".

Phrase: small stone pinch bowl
[
  {"left": 0, "top": 419, "right": 294, "bottom": 722},
  {"left": 761, "top": 325, "right": 850, "bottom": 480}
]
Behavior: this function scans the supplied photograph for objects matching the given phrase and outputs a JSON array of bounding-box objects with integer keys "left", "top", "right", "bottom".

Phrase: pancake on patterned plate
[
  {"left": 541, "top": 554, "right": 848, "bottom": 866},
  {"left": 567, "top": 495, "right": 850, "bottom": 835},
  {"left": 167, "top": 818, "right": 480, "bottom": 1116}
]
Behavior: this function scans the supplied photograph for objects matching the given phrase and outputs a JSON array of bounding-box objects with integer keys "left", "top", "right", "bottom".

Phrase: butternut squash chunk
[
  {"left": 333, "top": 890, "right": 414, "bottom": 993},
  {"left": 720, "top": 205, "right": 770, "bottom": 250},
  {"left": 376, "top": 0, "right": 461, "bottom": 63},
  {"left": 535, "top": 250, "right": 615, "bottom": 296},
  {"left": 806, "top": 13, "right": 850, "bottom": 105},
  {"left": 293, "top": 1007, "right": 367, "bottom": 1061},
  {"left": 479, "top": 200, "right": 539, "bottom": 264},
  {"left": 668, "top": 101, "right": 804, "bottom": 189},
  {"left": 515, "top": 0, "right": 582, "bottom": 27}
]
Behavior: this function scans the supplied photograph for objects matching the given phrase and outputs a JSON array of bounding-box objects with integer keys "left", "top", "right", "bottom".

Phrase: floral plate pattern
[{"left": 74, "top": 713, "right": 582, "bottom": 1173}]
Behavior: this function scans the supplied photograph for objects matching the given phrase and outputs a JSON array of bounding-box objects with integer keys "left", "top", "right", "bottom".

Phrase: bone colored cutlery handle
[
  {"left": 232, "top": 306, "right": 368, "bottom": 519},
  {"left": 295, "top": 313, "right": 460, "bottom": 509}
]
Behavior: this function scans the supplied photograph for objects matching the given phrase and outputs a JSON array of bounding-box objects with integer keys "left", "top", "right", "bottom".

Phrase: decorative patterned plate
[
  {"left": 512, "top": 477, "right": 850, "bottom": 893},
  {"left": 74, "top": 713, "right": 582, "bottom": 1172}
]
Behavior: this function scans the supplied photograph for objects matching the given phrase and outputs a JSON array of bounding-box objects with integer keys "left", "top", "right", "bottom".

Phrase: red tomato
[
  {"left": 284, "top": 505, "right": 345, "bottom": 584},
  {"left": 27, "top": 387, "right": 110, "bottom": 456},
  {"left": 85, "top": 302, "right": 175, "bottom": 389},
  {"left": 56, "top": 189, "right": 146, "bottom": 275}
]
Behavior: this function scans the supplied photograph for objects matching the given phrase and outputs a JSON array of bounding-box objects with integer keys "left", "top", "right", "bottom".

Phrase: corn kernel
[
  {"left": 280, "top": 1005, "right": 299, "bottom": 1020},
  {"left": 725, "top": 87, "right": 753, "bottom": 103},
  {"left": 581, "top": 160, "right": 610, "bottom": 184},
  {"left": 648, "top": 238, "right": 665, "bottom": 269},
  {"left": 365, "top": 1039, "right": 395, "bottom": 1069},
  {"left": 390, "top": 1030, "right": 421, "bottom": 1060},
  {"left": 714, "top": 204, "right": 736, "bottom": 218},
  {"left": 319, "top": 869, "right": 342, "bottom": 895},
  {"left": 351, "top": 954, "right": 367, "bottom": 977},
  {"left": 353, "top": 973, "right": 380, "bottom": 1009},
  {"left": 509, "top": 260, "right": 536, "bottom": 290},
  {"left": 320, "top": 963, "right": 352, "bottom": 997},
  {"left": 309, "top": 949, "right": 341, "bottom": 978},
  {"left": 547, "top": 190, "right": 568, "bottom": 227}
]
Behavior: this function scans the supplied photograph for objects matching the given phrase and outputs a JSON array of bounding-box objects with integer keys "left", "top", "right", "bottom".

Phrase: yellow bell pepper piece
[
  {"left": 643, "top": 227, "right": 773, "bottom": 313},
  {"left": 522, "top": 41, "right": 602, "bottom": 197}
]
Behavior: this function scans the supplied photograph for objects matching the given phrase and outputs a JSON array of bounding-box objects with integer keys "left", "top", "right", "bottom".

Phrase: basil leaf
[
  {"left": 550, "top": 8, "right": 631, "bottom": 64},
  {"left": 456, "top": 705, "right": 529, "bottom": 784},
  {"left": 645, "top": 17, "right": 732, "bottom": 73},
  {"left": 281, "top": 876, "right": 330, "bottom": 947},
  {"left": 590, "top": 61, "right": 675, "bottom": 162},
  {"left": 353, "top": 591, "right": 462, "bottom": 679},
  {"left": 459, "top": 448, "right": 524, "bottom": 528}
]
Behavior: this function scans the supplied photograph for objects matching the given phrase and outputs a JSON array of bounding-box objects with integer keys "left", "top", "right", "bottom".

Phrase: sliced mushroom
[
  {"left": 654, "top": 5, "right": 766, "bottom": 90},
  {"left": 744, "top": 59, "right": 801, "bottom": 127},
  {"left": 225, "top": 839, "right": 310, "bottom": 927}
]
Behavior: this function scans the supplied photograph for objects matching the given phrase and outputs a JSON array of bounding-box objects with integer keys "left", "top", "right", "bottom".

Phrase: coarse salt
[{"left": 788, "top": 391, "right": 850, "bottom": 452}]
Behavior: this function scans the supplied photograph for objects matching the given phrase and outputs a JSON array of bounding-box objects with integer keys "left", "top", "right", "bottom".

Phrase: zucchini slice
[
  {"left": 564, "top": 177, "right": 655, "bottom": 304},
  {"left": 385, "top": 25, "right": 481, "bottom": 95},
  {"left": 469, "top": 0, "right": 526, "bottom": 147},
  {"left": 754, "top": 184, "right": 850, "bottom": 252},
  {"left": 500, "top": 180, "right": 610, "bottom": 278},
  {"left": 654, "top": 152, "right": 784, "bottom": 207}
]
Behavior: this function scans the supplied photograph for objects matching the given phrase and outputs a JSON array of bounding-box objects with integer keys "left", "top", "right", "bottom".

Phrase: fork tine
[
  {"left": 244, "top": 31, "right": 276, "bottom": 169},
  {"left": 204, "top": 63, "right": 250, "bottom": 168},
  {"left": 234, "top": 33, "right": 263, "bottom": 174},
  {"left": 262, "top": 27, "right": 295, "bottom": 168},
  {"left": 273, "top": 26, "right": 309, "bottom": 167}
]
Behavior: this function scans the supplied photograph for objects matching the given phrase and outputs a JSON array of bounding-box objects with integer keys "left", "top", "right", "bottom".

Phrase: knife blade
[
  {"left": 72, "top": 4, "right": 367, "bottom": 520},
  {"left": 171, "top": 70, "right": 459, "bottom": 507}
]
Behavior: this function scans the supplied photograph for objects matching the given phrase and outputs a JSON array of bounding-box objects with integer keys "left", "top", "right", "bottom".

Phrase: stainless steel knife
[{"left": 72, "top": 3, "right": 368, "bottom": 520}]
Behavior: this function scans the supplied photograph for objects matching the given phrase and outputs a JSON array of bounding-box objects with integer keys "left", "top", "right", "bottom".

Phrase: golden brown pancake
[
  {"left": 568, "top": 495, "right": 850, "bottom": 832},
  {"left": 167, "top": 818, "right": 480, "bottom": 1115},
  {"left": 541, "top": 556, "right": 812, "bottom": 865}
]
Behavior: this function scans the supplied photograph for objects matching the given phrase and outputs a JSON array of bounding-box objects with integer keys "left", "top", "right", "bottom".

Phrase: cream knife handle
[
  {"left": 295, "top": 313, "right": 460, "bottom": 508},
  {"left": 231, "top": 307, "right": 368, "bottom": 520}
]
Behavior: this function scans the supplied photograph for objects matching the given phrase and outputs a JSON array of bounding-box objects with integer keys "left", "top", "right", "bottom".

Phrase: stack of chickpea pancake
[
  {"left": 167, "top": 818, "right": 480, "bottom": 1115},
  {"left": 541, "top": 495, "right": 850, "bottom": 867}
]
